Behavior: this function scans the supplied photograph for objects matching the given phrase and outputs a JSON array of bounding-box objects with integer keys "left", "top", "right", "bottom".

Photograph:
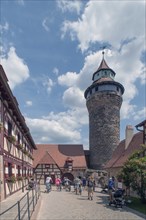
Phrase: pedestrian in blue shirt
[{"left": 108, "top": 176, "right": 115, "bottom": 203}]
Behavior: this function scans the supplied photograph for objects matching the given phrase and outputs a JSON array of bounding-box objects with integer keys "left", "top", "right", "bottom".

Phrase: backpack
[
  {"left": 108, "top": 179, "right": 114, "bottom": 189},
  {"left": 88, "top": 180, "right": 93, "bottom": 187}
]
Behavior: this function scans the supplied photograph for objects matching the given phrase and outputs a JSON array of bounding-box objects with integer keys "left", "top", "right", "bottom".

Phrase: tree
[{"left": 118, "top": 144, "right": 146, "bottom": 203}]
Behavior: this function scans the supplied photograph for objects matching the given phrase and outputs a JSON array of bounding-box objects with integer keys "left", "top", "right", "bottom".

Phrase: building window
[
  {"left": 18, "top": 165, "right": 21, "bottom": 176},
  {"left": 45, "top": 164, "right": 50, "bottom": 168},
  {"left": 8, "top": 163, "right": 12, "bottom": 177},
  {"left": 8, "top": 121, "right": 12, "bottom": 136},
  {"left": 66, "top": 157, "right": 73, "bottom": 171},
  {"left": 17, "top": 133, "right": 20, "bottom": 144}
]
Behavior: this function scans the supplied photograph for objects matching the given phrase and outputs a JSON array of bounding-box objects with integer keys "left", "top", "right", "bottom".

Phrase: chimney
[{"left": 125, "top": 125, "right": 134, "bottom": 149}]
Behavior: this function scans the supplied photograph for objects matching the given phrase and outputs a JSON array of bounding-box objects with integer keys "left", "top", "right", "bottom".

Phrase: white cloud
[
  {"left": 42, "top": 18, "right": 50, "bottom": 32},
  {"left": 26, "top": 101, "right": 33, "bottom": 107},
  {"left": 1, "top": 47, "right": 29, "bottom": 90},
  {"left": 61, "top": 1, "right": 145, "bottom": 52},
  {"left": 43, "top": 78, "right": 54, "bottom": 94},
  {"left": 0, "top": 22, "right": 9, "bottom": 33},
  {"left": 133, "top": 107, "right": 146, "bottom": 120},
  {"left": 63, "top": 87, "right": 85, "bottom": 109},
  {"left": 57, "top": 0, "right": 83, "bottom": 14},
  {"left": 58, "top": 71, "right": 78, "bottom": 87},
  {"left": 139, "top": 66, "right": 146, "bottom": 85},
  {"left": 53, "top": 67, "right": 59, "bottom": 76},
  {"left": 25, "top": 113, "right": 82, "bottom": 144}
]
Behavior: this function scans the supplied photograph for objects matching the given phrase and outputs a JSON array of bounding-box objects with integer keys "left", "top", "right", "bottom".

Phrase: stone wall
[{"left": 86, "top": 92, "right": 123, "bottom": 169}]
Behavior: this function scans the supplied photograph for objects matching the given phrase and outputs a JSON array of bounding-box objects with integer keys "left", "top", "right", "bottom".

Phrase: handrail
[
  {"left": 0, "top": 185, "right": 40, "bottom": 220},
  {"left": 0, "top": 202, "right": 18, "bottom": 216}
]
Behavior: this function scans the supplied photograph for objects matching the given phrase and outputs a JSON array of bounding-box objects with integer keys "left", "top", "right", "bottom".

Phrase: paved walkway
[{"left": 33, "top": 186, "right": 146, "bottom": 220}]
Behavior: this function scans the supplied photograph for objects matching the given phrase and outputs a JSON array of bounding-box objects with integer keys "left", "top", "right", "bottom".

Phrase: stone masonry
[{"left": 87, "top": 92, "right": 122, "bottom": 169}]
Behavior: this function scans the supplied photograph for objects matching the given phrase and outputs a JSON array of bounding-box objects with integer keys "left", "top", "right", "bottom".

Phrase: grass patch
[{"left": 127, "top": 197, "right": 146, "bottom": 215}]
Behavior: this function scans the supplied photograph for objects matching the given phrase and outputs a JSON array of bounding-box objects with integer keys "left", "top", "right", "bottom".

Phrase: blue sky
[{"left": 0, "top": 0, "right": 145, "bottom": 149}]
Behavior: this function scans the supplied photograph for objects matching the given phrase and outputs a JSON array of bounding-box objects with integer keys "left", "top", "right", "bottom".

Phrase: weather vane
[{"left": 101, "top": 46, "right": 106, "bottom": 59}]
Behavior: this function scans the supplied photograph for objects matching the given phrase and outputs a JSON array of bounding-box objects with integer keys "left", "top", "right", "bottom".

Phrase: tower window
[
  {"left": 95, "top": 86, "right": 98, "bottom": 91},
  {"left": 117, "top": 87, "right": 119, "bottom": 92}
]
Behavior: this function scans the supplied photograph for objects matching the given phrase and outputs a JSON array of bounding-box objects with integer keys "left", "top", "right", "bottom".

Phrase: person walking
[
  {"left": 82, "top": 177, "right": 87, "bottom": 190},
  {"left": 55, "top": 177, "right": 62, "bottom": 191},
  {"left": 74, "top": 176, "right": 82, "bottom": 195},
  {"left": 45, "top": 176, "right": 52, "bottom": 193},
  {"left": 64, "top": 177, "right": 71, "bottom": 191},
  {"left": 108, "top": 176, "right": 115, "bottom": 204},
  {"left": 87, "top": 176, "right": 94, "bottom": 200}
]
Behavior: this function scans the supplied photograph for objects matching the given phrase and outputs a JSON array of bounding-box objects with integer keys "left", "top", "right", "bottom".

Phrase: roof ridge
[{"left": 38, "top": 151, "right": 57, "bottom": 165}]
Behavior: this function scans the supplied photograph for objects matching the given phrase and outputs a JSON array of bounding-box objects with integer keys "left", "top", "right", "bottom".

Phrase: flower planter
[
  {"left": 7, "top": 135, "right": 16, "bottom": 144},
  {"left": 6, "top": 176, "right": 16, "bottom": 183}
]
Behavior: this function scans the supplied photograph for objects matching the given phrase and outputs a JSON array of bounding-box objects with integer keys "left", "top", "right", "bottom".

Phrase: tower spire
[{"left": 102, "top": 50, "right": 105, "bottom": 60}]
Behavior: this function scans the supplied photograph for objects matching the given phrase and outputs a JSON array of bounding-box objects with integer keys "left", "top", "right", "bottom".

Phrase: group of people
[{"left": 45, "top": 175, "right": 96, "bottom": 200}]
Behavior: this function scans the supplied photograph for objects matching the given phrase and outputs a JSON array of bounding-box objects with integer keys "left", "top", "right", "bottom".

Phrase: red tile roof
[
  {"left": 104, "top": 132, "right": 143, "bottom": 169},
  {"left": 33, "top": 144, "right": 87, "bottom": 169},
  {"left": 38, "top": 151, "right": 56, "bottom": 165},
  {"left": 104, "top": 140, "right": 125, "bottom": 168},
  {"left": 96, "top": 77, "right": 114, "bottom": 83}
]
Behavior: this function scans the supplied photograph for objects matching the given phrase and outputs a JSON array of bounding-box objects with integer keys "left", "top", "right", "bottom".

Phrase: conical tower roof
[
  {"left": 97, "top": 57, "right": 110, "bottom": 71},
  {"left": 92, "top": 51, "right": 116, "bottom": 81}
]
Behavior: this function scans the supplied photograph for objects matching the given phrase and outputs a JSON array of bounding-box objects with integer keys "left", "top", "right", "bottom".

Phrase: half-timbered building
[
  {"left": 0, "top": 65, "right": 36, "bottom": 201},
  {"left": 33, "top": 144, "right": 87, "bottom": 184}
]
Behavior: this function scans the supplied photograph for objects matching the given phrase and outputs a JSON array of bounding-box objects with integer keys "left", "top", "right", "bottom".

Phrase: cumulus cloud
[
  {"left": 25, "top": 111, "right": 82, "bottom": 144},
  {"left": 61, "top": 1, "right": 145, "bottom": 52},
  {"left": 57, "top": 0, "right": 83, "bottom": 14},
  {"left": 58, "top": 71, "right": 78, "bottom": 87},
  {"left": 63, "top": 86, "right": 85, "bottom": 109},
  {"left": 1, "top": 47, "right": 29, "bottom": 90}
]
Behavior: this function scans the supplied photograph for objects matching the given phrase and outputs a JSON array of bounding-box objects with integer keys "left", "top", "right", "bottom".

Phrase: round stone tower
[{"left": 84, "top": 52, "right": 125, "bottom": 170}]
